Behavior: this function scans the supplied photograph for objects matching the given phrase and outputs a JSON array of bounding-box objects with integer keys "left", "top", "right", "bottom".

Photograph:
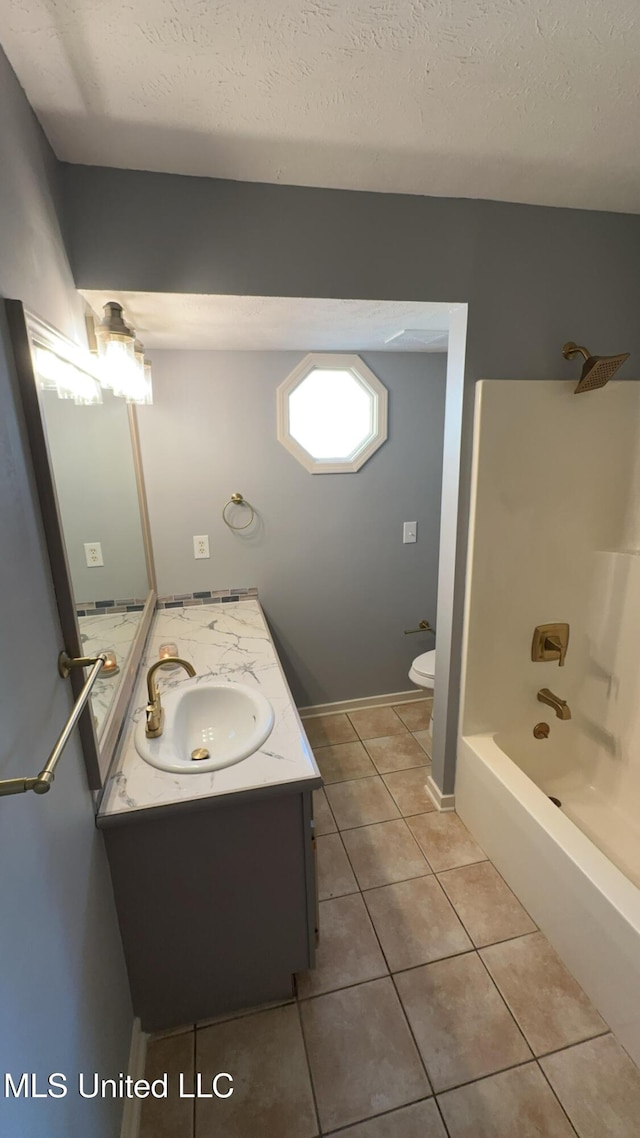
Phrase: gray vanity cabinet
[{"left": 99, "top": 787, "right": 318, "bottom": 1033}]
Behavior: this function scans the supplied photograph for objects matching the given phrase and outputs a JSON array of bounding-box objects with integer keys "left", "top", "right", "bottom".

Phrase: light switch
[{"left": 403, "top": 522, "right": 417, "bottom": 544}]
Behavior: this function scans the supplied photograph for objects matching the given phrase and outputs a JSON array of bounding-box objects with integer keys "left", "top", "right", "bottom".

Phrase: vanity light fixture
[
  {"left": 91, "top": 303, "right": 153, "bottom": 404},
  {"left": 95, "top": 302, "right": 137, "bottom": 392},
  {"left": 141, "top": 357, "right": 154, "bottom": 405},
  {"left": 32, "top": 344, "right": 103, "bottom": 405},
  {"left": 127, "top": 340, "right": 153, "bottom": 405}
]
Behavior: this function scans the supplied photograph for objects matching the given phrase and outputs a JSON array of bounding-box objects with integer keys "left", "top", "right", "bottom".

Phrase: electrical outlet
[
  {"left": 193, "top": 535, "right": 210, "bottom": 560},
  {"left": 403, "top": 521, "right": 417, "bottom": 544},
  {"left": 84, "top": 542, "right": 104, "bottom": 567}
]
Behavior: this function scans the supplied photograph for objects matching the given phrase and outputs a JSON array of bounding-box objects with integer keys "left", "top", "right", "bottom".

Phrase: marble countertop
[
  {"left": 79, "top": 609, "right": 143, "bottom": 738},
  {"left": 97, "top": 600, "right": 320, "bottom": 821}
]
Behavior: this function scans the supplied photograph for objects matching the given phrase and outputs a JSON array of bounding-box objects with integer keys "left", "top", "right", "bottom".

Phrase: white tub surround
[
  {"left": 456, "top": 733, "right": 640, "bottom": 1067},
  {"left": 98, "top": 600, "right": 320, "bottom": 819},
  {"left": 458, "top": 379, "right": 640, "bottom": 1067}
]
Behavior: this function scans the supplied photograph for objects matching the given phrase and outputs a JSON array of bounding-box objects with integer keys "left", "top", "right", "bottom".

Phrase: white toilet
[{"left": 408, "top": 648, "right": 436, "bottom": 739}]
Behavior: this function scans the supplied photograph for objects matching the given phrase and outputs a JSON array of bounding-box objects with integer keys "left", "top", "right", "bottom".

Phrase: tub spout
[{"left": 537, "top": 688, "right": 571, "bottom": 720}]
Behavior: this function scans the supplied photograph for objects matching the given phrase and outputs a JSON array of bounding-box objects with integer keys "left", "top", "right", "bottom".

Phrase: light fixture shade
[
  {"left": 96, "top": 302, "right": 136, "bottom": 392},
  {"left": 91, "top": 302, "right": 153, "bottom": 404},
  {"left": 33, "top": 345, "right": 102, "bottom": 405},
  {"left": 122, "top": 357, "right": 154, "bottom": 405},
  {"left": 118, "top": 339, "right": 153, "bottom": 404},
  {"left": 141, "top": 358, "right": 154, "bottom": 405}
]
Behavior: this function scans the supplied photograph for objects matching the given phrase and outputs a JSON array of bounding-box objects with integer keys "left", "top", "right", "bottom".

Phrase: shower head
[{"left": 562, "top": 342, "right": 630, "bottom": 393}]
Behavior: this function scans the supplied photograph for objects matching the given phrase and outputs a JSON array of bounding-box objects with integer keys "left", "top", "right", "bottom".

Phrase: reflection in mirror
[
  {"left": 38, "top": 388, "right": 149, "bottom": 737},
  {"left": 6, "top": 300, "right": 156, "bottom": 789}
]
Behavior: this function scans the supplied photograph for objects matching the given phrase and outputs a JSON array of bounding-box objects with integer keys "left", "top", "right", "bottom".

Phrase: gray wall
[
  {"left": 0, "top": 49, "right": 132, "bottom": 1137},
  {"left": 41, "top": 389, "right": 148, "bottom": 602},
  {"left": 137, "top": 350, "right": 446, "bottom": 706},
  {"left": 61, "top": 159, "right": 640, "bottom": 791}
]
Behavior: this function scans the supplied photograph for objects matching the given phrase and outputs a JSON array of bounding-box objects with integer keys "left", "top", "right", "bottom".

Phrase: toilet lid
[{"left": 412, "top": 649, "right": 436, "bottom": 680}]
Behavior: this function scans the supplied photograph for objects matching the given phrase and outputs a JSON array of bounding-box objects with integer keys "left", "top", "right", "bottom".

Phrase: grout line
[
  {"left": 437, "top": 855, "right": 540, "bottom": 933},
  {"left": 468, "top": 928, "right": 542, "bottom": 951},
  {"left": 535, "top": 1059, "right": 581, "bottom": 1137},
  {"left": 320, "top": 1095, "right": 438, "bottom": 1137},
  {"left": 319, "top": 1096, "right": 439, "bottom": 1137},
  {"left": 316, "top": 785, "right": 340, "bottom": 834},
  {"left": 473, "top": 948, "right": 536, "bottom": 1058},
  {"left": 323, "top": 825, "right": 397, "bottom": 977},
  {"left": 387, "top": 947, "right": 477, "bottom": 982},
  {"left": 327, "top": 811, "right": 432, "bottom": 836},
  {"left": 390, "top": 805, "right": 437, "bottom": 820},
  {"left": 319, "top": 760, "right": 431, "bottom": 786},
  {"left": 477, "top": 941, "right": 612, "bottom": 1059},
  {"left": 346, "top": 705, "right": 406, "bottom": 734},
  {"left": 389, "top": 970, "right": 436, "bottom": 1096},
  {"left": 534, "top": 1028, "right": 612, "bottom": 1061},
  {"left": 433, "top": 870, "right": 539, "bottom": 948},
  {"left": 432, "top": 1096, "right": 454, "bottom": 1138},
  {"left": 295, "top": 1000, "right": 323, "bottom": 1137},
  {"left": 414, "top": 854, "right": 490, "bottom": 873},
  {"left": 194, "top": 997, "right": 296, "bottom": 1031},
  {"left": 434, "top": 1056, "right": 542, "bottom": 1099},
  {"left": 332, "top": 814, "right": 403, "bottom": 832},
  {"left": 342, "top": 815, "right": 434, "bottom": 886},
  {"left": 328, "top": 866, "right": 434, "bottom": 898},
  {"left": 296, "top": 972, "right": 391, "bottom": 1005}
]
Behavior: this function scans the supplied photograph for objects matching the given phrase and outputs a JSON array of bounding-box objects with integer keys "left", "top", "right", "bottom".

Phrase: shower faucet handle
[{"left": 531, "top": 623, "right": 570, "bottom": 667}]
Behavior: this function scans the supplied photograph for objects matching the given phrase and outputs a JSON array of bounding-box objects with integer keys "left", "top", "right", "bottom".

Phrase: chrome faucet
[
  {"left": 145, "top": 657, "right": 196, "bottom": 738},
  {"left": 537, "top": 688, "right": 571, "bottom": 720}
]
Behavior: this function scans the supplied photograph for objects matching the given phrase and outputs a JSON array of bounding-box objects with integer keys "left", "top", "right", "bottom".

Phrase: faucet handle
[
  {"left": 145, "top": 701, "right": 165, "bottom": 738},
  {"left": 532, "top": 623, "right": 569, "bottom": 667}
]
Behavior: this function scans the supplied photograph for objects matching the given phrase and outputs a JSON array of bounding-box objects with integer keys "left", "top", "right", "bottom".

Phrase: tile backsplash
[
  {"left": 156, "top": 587, "right": 259, "bottom": 609},
  {"left": 76, "top": 597, "right": 148, "bottom": 617},
  {"left": 76, "top": 587, "right": 258, "bottom": 617}
]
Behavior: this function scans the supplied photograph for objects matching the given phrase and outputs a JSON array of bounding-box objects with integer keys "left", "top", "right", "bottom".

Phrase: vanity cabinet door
[{"left": 102, "top": 790, "right": 315, "bottom": 1033}]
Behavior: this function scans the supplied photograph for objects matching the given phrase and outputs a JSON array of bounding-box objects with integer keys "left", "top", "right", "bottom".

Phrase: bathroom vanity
[{"left": 97, "top": 600, "right": 321, "bottom": 1032}]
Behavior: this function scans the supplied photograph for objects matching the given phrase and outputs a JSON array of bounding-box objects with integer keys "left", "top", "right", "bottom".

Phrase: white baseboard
[
  {"left": 426, "top": 773, "right": 456, "bottom": 812},
  {"left": 120, "top": 1018, "right": 148, "bottom": 1138},
  {"left": 299, "top": 689, "right": 429, "bottom": 718}
]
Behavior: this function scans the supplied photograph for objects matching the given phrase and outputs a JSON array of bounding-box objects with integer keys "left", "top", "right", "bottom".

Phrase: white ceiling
[
  {"left": 79, "top": 293, "right": 454, "bottom": 351},
  {"left": 4, "top": 0, "right": 640, "bottom": 213}
]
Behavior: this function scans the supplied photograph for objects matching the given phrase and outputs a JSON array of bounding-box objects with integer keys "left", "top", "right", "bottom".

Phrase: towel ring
[{"left": 222, "top": 492, "right": 255, "bottom": 531}]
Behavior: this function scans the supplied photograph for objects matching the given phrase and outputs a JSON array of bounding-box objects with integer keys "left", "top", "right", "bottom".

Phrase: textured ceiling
[
  {"left": 79, "top": 293, "right": 454, "bottom": 351},
  {"left": 3, "top": 1, "right": 640, "bottom": 212}
]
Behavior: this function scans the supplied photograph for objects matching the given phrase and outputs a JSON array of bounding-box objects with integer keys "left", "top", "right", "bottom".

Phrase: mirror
[{"left": 6, "top": 300, "right": 156, "bottom": 790}]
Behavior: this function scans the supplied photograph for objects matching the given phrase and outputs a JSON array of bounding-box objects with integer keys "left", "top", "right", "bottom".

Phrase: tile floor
[{"left": 140, "top": 701, "right": 640, "bottom": 1138}]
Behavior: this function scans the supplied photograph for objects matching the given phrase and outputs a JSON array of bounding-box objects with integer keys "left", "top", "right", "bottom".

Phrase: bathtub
[{"left": 456, "top": 731, "right": 640, "bottom": 1066}]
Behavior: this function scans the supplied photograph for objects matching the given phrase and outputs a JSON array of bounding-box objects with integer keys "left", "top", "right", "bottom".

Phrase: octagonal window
[{"left": 277, "top": 354, "right": 388, "bottom": 473}]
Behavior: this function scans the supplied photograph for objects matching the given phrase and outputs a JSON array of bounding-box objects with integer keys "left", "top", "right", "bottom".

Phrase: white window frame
[{"left": 276, "top": 353, "right": 388, "bottom": 474}]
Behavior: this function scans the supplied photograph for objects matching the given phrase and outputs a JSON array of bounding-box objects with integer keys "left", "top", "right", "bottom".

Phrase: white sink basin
[{"left": 134, "top": 677, "right": 275, "bottom": 774}]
